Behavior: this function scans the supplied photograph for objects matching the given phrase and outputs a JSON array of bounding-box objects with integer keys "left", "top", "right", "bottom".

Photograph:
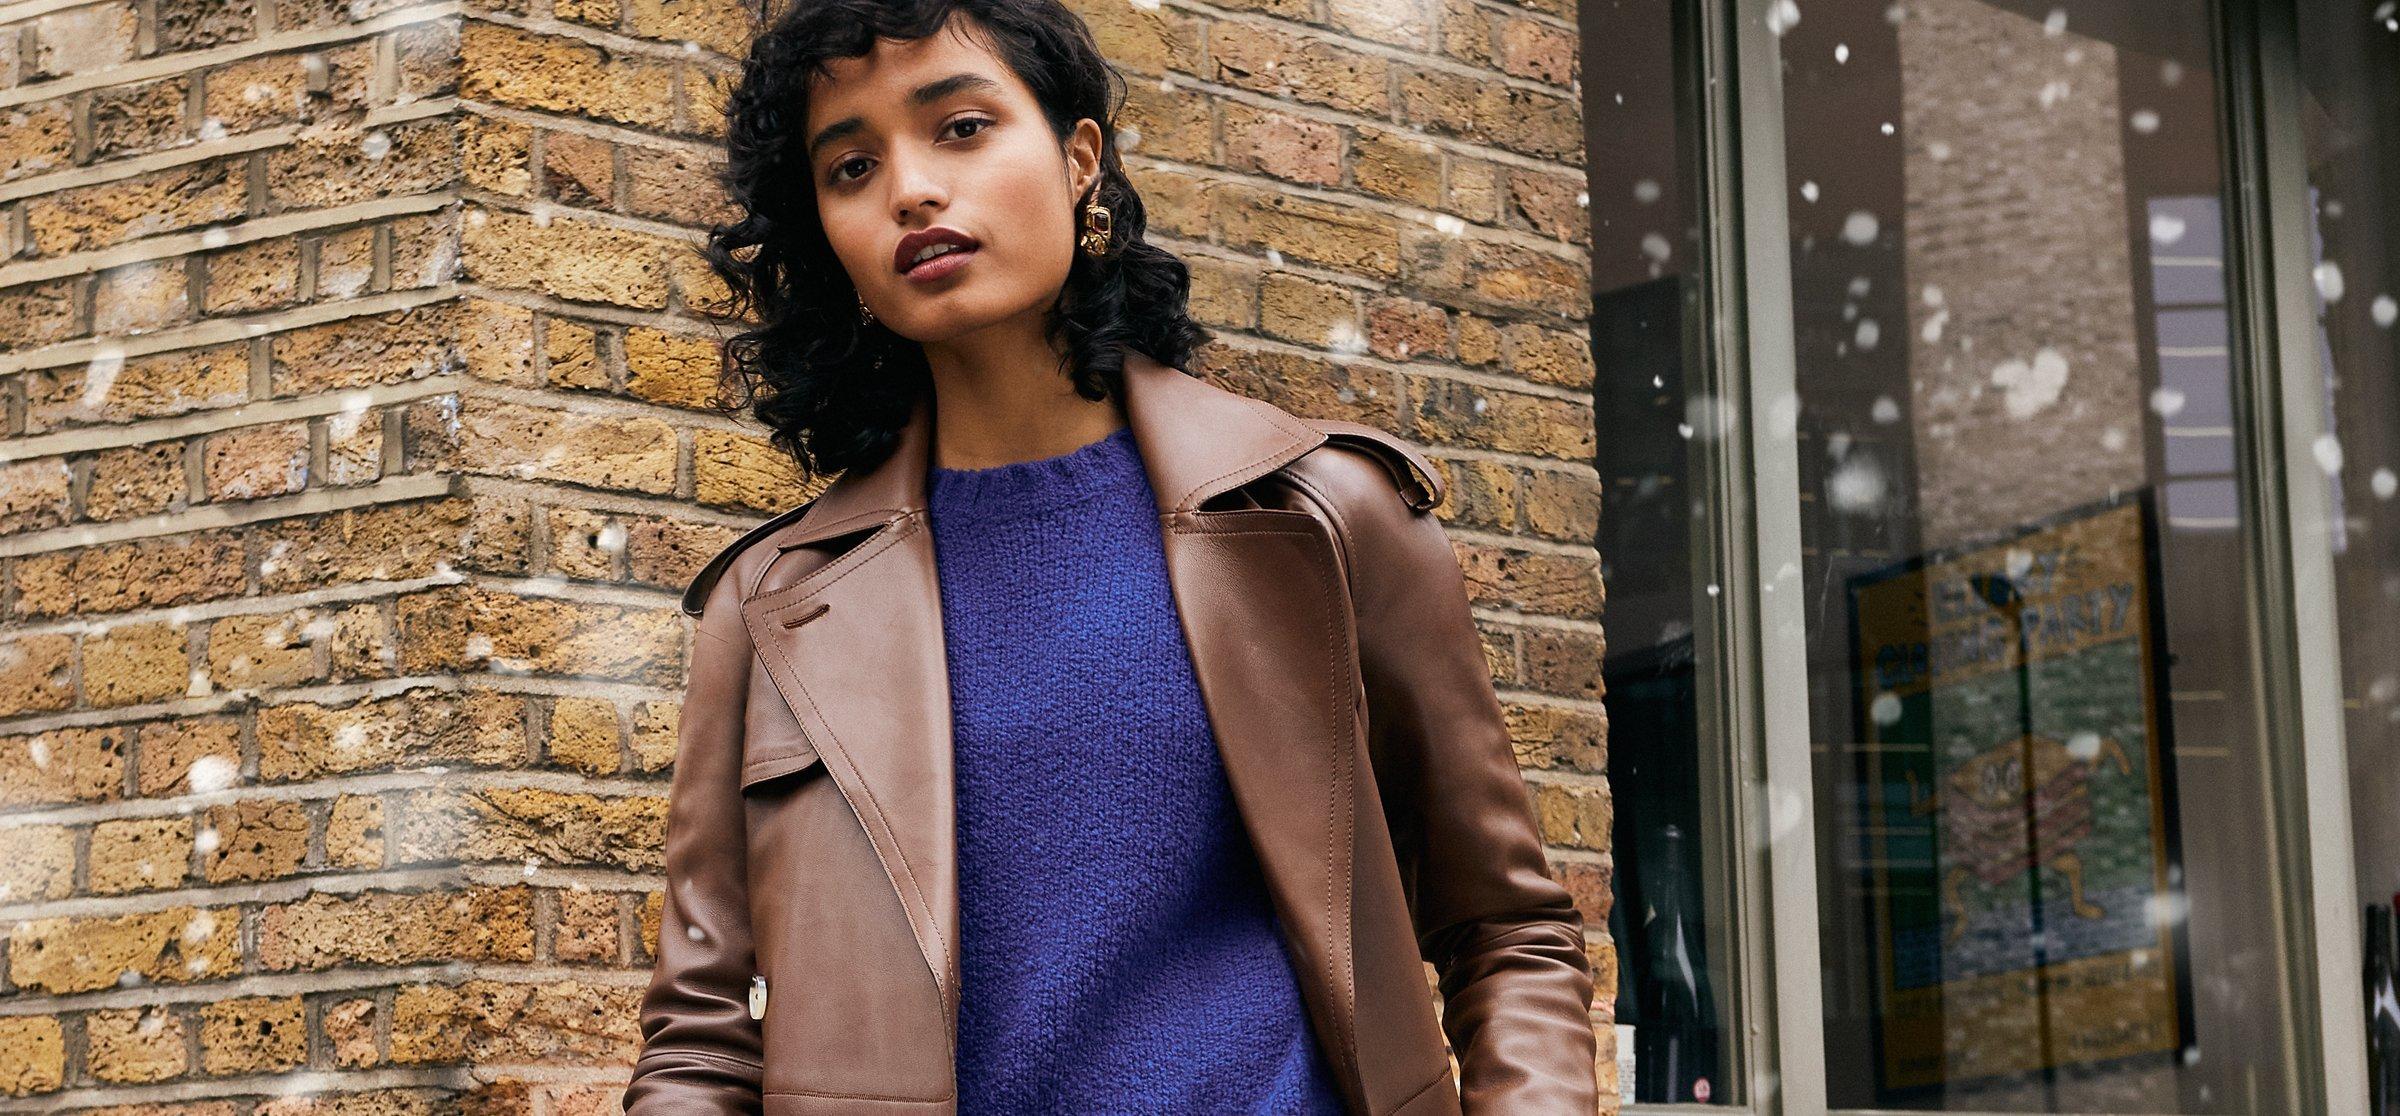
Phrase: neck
[{"left": 921, "top": 323, "right": 1126, "bottom": 471}]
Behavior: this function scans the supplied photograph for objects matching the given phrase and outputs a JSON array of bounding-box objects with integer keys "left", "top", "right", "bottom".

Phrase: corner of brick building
[{"left": 0, "top": 0, "right": 1614, "bottom": 1104}]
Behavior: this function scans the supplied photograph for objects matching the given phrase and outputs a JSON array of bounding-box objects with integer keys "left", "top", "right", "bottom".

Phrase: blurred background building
[{"left": 0, "top": 0, "right": 2392, "bottom": 1112}]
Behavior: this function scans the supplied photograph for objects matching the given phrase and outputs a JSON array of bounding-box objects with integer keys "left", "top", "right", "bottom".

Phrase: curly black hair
[{"left": 703, "top": 0, "right": 1212, "bottom": 485}]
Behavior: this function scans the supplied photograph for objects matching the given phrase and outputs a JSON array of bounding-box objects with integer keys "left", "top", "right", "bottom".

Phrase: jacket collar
[{"left": 764, "top": 346, "right": 1329, "bottom": 551}]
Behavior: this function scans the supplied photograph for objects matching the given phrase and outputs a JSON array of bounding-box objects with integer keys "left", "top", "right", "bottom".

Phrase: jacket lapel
[{"left": 736, "top": 350, "right": 1365, "bottom": 1105}]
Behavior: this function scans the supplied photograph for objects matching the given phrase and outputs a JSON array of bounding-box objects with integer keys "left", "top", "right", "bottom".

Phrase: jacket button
[{"left": 749, "top": 974, "right": 768, "bottom": 1020}]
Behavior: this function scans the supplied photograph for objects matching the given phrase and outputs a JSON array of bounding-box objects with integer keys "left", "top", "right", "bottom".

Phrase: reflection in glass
[
  {"left": 1583, "top": 0, "right": 1738, "bottom": 1104},
  {"left": 1778, "top": 0, "right": 2304, "bottom": 1109},
  {"left": 2293, "top": 3, "right": 2400, "bottom": 1110}
]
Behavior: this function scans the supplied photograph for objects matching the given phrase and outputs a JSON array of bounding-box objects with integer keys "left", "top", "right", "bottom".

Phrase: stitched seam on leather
[
  {"left": 1291, "top": 481, "right": 1362, "bottom": 1084},
  {"left": 1183, "top": 513, "right": 1361, "bottom": 1085},
  {"left": 771, "top": 508, "right": 888, "bottom": 551},
  {"left": 637, "top": 1047, "right": 763, "bottom": 1071},
  {"left": 761, "top": 1088, "right": 956, "bottom": 1102},
  {"left": 1277, "top": 468, "right": 1357, "bottom": 600},
  {"left": 1386, "top": 1066, "right": 1453, "bottom": 1115},
  {"left": 740, "top": 752, "right": 822, "bottom": 786},
  {"left": 748, "top": 516, "right": 903, "bottom": 613},
  {"left": 1179, "top": 400, "right": 1316, "bottom": 508},
  {"left": 746, "top": 514, "right": 954, "bottom": 998},
  {"left": 1456, "top": 915, "right": 1577, "bottom": 952},
  {"left": 1274, "top": 467, "right": 1377, "bottom": 1088}
]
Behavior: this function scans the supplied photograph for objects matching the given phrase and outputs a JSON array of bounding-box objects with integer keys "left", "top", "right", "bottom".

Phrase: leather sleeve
[
  {"left": 1316, "top": 446, "right": 1600, "bottom": 1115},
  {"left": 623, "top": 567, "right": 767, "bottom": 1116}
]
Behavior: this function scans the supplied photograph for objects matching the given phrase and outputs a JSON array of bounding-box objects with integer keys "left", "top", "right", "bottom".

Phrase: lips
[{"left": 895, "top": 226, "right": 980, "bottom": 274}]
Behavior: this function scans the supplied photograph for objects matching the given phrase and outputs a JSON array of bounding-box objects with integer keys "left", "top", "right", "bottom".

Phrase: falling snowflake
[
  {"left": 189, "top": 755, "right": 239, "bottom": 793},
  {"left": 2315, "top": 261, "right": 2345, "bottom": 303},
  {"left": 1990, "top": 347, "right": 2071, "bottom": 418},
  {"left": 1827, "top": 454, "right": 1887, "bottom": 513},
  {"left": 1766, "top": 0, "right": 1800, "bottom": 36},
  {"left": 2315, "top": 433, "right": 2343, "bottom": 475}
]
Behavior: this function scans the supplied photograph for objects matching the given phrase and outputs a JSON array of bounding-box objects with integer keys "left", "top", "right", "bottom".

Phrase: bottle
[{"left": 1636, "top": 822, "right": 1720, "bottom": 1103}]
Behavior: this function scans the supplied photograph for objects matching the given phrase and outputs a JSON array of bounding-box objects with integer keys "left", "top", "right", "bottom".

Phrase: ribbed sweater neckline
[{"left": 926, "top": 425, "right": 1141, "bottom": 531}]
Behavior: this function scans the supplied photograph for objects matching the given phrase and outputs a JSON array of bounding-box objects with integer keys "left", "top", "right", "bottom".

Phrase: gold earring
[
  {"left": 857, "top": 292, "right": 876, "bottom": 325},
  {"left": 1079, "top": 200, "right": 1112, "bottom": 258}
]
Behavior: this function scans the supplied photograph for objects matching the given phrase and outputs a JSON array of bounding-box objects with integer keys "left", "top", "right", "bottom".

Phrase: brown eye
[
  {"left": 831, "top": 157, "right": 869, "bottom": 184},
  {"left": 949, "top": 117, "right": 993, "bottom": 140}
]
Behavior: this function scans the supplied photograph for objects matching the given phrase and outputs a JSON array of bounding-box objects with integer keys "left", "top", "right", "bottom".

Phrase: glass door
[{"left": 1732, "top": 0, "right": 2344, "bottom": 1109}]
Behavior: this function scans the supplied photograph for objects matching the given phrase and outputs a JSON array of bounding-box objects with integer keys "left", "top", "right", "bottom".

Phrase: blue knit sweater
[{"left": 924, "top": 423, "right": 1349, "bottom": 1115}]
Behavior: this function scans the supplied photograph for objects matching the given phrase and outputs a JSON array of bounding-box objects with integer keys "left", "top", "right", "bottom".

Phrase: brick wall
[
  {"left": 1897, "top": 0, "right": 2145, "bottom": 551},
  {"left": 0, "top": 0, "right": 1611, "bottom": 1104}
]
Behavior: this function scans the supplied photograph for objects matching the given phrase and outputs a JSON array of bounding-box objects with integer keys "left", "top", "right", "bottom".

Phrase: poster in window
[{"left": 1846, "top": 489, "right": 2194, "bottom": 1098}]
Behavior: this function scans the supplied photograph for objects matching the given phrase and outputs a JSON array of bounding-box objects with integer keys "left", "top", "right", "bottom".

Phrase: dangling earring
[{"left": 1079, "top": 199, "right": 1112, "bottom": 258}]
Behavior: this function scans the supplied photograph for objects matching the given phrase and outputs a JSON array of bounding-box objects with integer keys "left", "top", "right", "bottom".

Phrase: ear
[{"left": 1068, "top": 117, "right": 1106, "bottom": 201}]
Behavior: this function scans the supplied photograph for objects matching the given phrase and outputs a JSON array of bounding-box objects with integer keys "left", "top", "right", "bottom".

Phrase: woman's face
[{"left": 805, "top": 15, "right": 1103, "bottom": 347}]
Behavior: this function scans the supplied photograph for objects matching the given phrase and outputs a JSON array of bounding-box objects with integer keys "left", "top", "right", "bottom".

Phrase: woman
[{"left": 621, "top": 0, "right": 1598, "bottom": 1112}]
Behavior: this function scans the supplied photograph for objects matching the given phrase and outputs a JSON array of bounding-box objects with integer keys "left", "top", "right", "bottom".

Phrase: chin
[{"left": 888, "top": 286, "right": 1053, "bottom": 345}]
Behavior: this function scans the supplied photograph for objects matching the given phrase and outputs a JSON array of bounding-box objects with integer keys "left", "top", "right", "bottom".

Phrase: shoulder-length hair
[{"left": 704, "top": 0, "right": 1211, "bottom": 485}]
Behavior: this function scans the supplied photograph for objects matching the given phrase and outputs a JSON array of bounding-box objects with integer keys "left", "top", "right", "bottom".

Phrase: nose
[{"left": 882, "top": 147, "right": 946, "bottom": 222}]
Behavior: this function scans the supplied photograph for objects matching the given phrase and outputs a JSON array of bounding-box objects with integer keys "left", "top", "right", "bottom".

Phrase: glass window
[
  {"left": 1773, "top": 0, "right": 2311, "bottom": 1108},
  {"left": 2293, "top": 1, "right": 2400, "bottom": 1106},
  {"left": 1585, "top": 0, "right": 1743, "bottom": 1106}
]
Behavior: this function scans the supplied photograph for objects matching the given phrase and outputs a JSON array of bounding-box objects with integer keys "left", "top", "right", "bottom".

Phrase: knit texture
[{"left": 925, "top": 424, "right": 1349, "bottom": 1115}]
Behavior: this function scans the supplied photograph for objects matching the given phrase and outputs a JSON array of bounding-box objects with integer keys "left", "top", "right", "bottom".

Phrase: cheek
[
  {"left": 824, "top": 208, "right": 883, "bottom": 283},
  {"left": 983, "top": 138, "right": 1078, "bottom": 244}
]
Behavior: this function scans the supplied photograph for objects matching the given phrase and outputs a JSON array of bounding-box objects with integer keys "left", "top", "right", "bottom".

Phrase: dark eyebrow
[{"left": 806, "top": 72, "right": 1006, "bottom": 162}]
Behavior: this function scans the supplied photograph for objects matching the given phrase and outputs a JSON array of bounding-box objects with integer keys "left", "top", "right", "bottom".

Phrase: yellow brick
[
  {"left": 24, "top": 161, "right": 246, "bottom": 256},
  {"left": 84, "top": 621, "right": 189, "bottom": 707},
  {"left": 8, "top": 907, "right": 242, "bottom": 993},
  {"left": 257, "top": 886, "right": 534, "bottom": 970},
  {"left": 202, "top": 798, "right": 311, "bottom": 883},
  {"left": 87, "top": 1008, "right": 189, "bottom": 1083},
  {"left": 90, "top": 815, "right": 196, "bottom": 893},
  {"left": 199, "top": 996, "right": 307, "bottom": 1075},
  {"left": 460, "top": 207, "right": 675, "bottom": 309},
  {"left": 623, "top": 327, "right": 718, "bottom": 408},
  {"left": 0, "top": 826, "right": 77, "bottom": 903},
  {"left": 0, "top": 1016, "right": 64, "bottom": 1095},
  {"left": 460, "top": 23, "right": 676, "bottom": 130},
  {"left": 0, "top": 634, "right": 76, "bottom": 714},
  {"left": 691, "top": 428, "right": 807, "bottom": 514}
]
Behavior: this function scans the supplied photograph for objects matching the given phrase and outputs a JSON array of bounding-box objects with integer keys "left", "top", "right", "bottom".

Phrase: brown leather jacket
[{"left": 623, "top": 348, "right": 1599, "bottom": 1115}]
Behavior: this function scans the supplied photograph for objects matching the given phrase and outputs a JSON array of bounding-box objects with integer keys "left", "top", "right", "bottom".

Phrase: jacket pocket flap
[{"left": 740, "top": 735, "right": 823, "bottom": 789}]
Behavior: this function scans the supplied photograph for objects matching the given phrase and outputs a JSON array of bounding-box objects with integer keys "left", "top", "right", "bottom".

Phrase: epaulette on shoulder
[
  {"left": 679, "top": 499, "right": 819, "bottom": 618},
  {"left": 1300, "top": 418, "right": 1445, "bottom": 513}
]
